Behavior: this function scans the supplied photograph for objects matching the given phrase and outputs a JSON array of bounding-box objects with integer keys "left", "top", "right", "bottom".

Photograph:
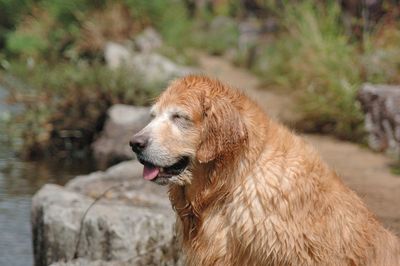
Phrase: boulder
[
  {"left": 357, "top": 84, "right": 400, "bottom": 157},
  {"left": 104, "top": 42, "right": 196, "bottom": 85},
  {"left": 66, "top": 160, "right": 169, "bottom": 207},
  {"left": 50, "top": 258, "right": 130, "bottom": 266},
  {"left": 134, "top": 28, "right": 163, "bottom": 53},
  {"left": 129, "top": 53, "right": 195, "bottom": 85},
  {"left": 91, "top": 105, "right": 150, "bottom": 168},
  {"left": 104, "top": 43, "right": 132, "bottom": 70},
  {"left": 32, "top": 161, "right": 183, "bottom": 266}
]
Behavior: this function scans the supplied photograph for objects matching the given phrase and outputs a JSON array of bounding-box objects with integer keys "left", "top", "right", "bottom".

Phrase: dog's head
[{"left": 130, "top": 76, "right": 247, "bottom": 185}]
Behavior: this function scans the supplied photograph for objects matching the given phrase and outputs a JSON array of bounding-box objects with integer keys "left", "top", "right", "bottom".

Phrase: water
[{"left": 0, "top": 85, "right": 96, "bottom": 266}]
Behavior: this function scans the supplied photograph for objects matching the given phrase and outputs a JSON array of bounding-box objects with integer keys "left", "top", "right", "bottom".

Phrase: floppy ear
[{"left": 196, "top": 97, "right": 248, "bottom": 163}]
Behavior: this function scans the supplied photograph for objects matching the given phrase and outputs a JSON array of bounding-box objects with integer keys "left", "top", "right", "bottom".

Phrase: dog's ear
[{"left": 196, "top": 97, "right": 248, "bottom": 163}]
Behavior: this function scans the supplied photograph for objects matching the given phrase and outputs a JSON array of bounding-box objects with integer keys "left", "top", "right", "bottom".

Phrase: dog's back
[
  {"left": 225, "top": 121, "right": 400, "bottom": 265},
  {"left": 145, "top": 75, "right": 400, "bottom": 265}
]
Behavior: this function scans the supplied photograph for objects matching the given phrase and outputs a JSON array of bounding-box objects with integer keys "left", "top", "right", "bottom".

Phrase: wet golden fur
[{"left": 152, "top": 75, "right": 400, "bottom": 265}]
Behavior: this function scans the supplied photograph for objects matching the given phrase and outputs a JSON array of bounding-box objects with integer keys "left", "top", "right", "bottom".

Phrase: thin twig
[
  {"left": 73, "top": 183, "right": 179, "bottom": 264},
  {"left": 73, "top": 183, "right": 124, "bottom": 259}
]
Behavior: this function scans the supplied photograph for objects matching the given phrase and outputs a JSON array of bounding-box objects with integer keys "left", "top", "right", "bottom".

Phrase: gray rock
[
  {"left": 51, "top": 258, "right": 128, "bottom": 266},
  {"left": 134, "top": 28, "right": 163, "bottom": 53},
  {"left": 104, "top": 42, "right": 196, "bottom": 85},
  {"left": 51, "top": 256, "right": 185, "bottom": 266},
  {"left": 104, "top": 43, "right": 131, "bottom": 70},
  {"left": 357, "top": 84, "right": 400, "bottom": 157},
  {"left": 32, "top": 161, "right": 183, "bottom": 266},
  {"left": 50, "top": 258, "right": 130, "bottom": 266},
  {"left": 130, "top": 53, "right": 196, "bottom": 85},
  {"left": 66, "top": 161, "right": 170, "bottom": 208},
  {"left": 91, "top": 105, "right": 150, "bottom": 168}
]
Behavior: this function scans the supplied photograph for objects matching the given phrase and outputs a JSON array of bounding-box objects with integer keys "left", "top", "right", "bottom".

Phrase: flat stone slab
[{"left": 32, "top": 161, "right": 182, "bottom": 266}]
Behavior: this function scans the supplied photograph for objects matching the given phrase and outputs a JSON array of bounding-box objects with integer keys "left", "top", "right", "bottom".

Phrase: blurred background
[{"left": 0, "top": 0, "right": 399, "bottom": 265}]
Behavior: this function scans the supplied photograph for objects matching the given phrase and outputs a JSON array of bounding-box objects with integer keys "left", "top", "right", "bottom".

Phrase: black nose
[{"left": 129, "top": 133, "right": 149, "bottom": 153}]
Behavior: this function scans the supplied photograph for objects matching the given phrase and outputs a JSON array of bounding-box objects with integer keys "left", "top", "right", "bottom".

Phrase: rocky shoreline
[
  {"left": 32, "top": 160, "right": 184, "bottom": 266},
  {"left": 29, "top": 27, "right": 195, "bottom": 265}
]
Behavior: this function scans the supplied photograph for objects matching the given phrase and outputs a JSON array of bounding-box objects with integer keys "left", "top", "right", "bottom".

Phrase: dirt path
[{"left": 198, "top": 54, "right": 400, "bottom": 234}]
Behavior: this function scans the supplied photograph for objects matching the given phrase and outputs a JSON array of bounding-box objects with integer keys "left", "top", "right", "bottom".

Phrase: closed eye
[{"left": 171, "top": 113, "right": 191, "bottom": 123}]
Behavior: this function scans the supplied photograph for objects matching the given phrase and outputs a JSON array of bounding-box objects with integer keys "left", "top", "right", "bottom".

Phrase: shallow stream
[{"left": 0, "top": 84, "right": 96, "bottom": 266}]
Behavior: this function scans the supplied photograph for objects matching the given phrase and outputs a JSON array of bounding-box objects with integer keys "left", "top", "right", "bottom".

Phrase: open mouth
[{"left": 138, "top": 156, "right": 190, "bottom": 181}]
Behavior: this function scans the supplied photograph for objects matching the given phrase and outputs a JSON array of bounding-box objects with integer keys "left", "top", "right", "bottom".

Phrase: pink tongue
[{"left": 143, "top": 165, "right": 160, "bottom": 180}]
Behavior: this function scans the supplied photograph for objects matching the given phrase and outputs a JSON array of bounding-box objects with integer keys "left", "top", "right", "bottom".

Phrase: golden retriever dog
[{"left": 130, "top": 75, "right": 400, "bottom": 265}]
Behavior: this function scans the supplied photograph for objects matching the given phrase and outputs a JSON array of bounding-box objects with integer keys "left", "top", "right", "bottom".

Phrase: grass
[
  {"left": 2, "top": 60, "right": 162, "bottom": 159},
  {"left": 253, "top": 2, "right": 365, "bottom": 140},
  {"left": 189, "top": 17, "right": 239, "bottom": 55},
  {"left": 362, "top": 22, "right": 400, "bottom": 84},
  {"left": 250, "top": 2, "right": 400, "bottom": 141},
  {"left": 0, "top": 0, "right": 234, "bottom": 160},
  {"left": 0, "top": 0, "right": 192, "bottom": 159},
  {"left": 2, "top": 0, "right": 194, "bottom": 59},
  {"left": 1, "top": 0, "right": 399, "bottom": 158},
  {"left": 391, "top": 164, "right": 400, "bottom": 176}
]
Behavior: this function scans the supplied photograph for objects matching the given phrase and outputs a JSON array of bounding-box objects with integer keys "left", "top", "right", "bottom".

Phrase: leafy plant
[
  {"left": 362, "top": 22, "right": 400, "bottom": 84},
  {"left": 190, "top": 16, "right": 239, "bottom": 55},
  {"left": 4, "top": 60, "right": 161, "bottom": 159},
  {"left": 256, "top": 1, "right": 364, "bottom": 140}
]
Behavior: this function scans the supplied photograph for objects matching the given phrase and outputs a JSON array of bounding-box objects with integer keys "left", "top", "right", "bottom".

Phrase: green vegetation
[
  {"left": 190, "top": 17, "right": 239, "bottom": 55},
  {"left": 1, "top": 0, "right": 192, "bottom": 57},
  {"left": 391, "top": 164, "right": 400, "bottom": 175},
  {"left": 250, "top": 1, "right": 399, "bottom": 141},
  {"left": 0, "top": 0, "right": 193, "bottom": 159},
  {"left": 2, "top": 61, "right": 161, "bottom": 158},
  {"left": 254, "top": 2, "right": 364, "bottom": 139},
  {"left": 1, "top": 0, "right": 399, "bottom": 158}
]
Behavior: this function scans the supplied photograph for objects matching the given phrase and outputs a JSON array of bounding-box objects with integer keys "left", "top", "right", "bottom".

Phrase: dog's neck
[
  {"left": 168, "top": 155, "right": 237, "bottom": 241},
  {"left": 169, "top": 121, "right": 269, "bottom": 245}
]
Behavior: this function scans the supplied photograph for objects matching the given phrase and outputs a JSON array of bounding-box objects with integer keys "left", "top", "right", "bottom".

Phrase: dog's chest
[{"left": 220, "top": 173, "right": 311, "bottom": 264}]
